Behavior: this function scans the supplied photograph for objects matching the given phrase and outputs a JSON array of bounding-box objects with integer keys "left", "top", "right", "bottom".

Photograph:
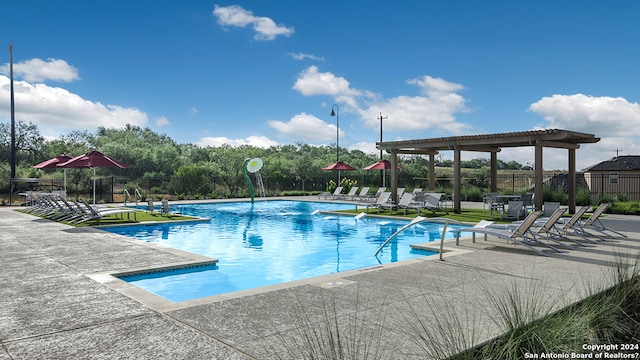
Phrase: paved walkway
[{"left": 1, "top": 201, "right": 639, "bottom": 359}]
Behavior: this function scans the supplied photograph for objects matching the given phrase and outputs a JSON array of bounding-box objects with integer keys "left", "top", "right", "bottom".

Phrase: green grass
[
  {"left": 71, "top": 210, "right": 199, "bottom": 226},
  {"left": 16, "top": 208, "right": 199, "bottom": 226},
  {"left": 336, "top": 207, "right": 523, "bottom": 225}
]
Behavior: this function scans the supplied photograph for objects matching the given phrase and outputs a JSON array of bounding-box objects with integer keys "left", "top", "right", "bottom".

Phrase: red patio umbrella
[
  {"left": 33, "top": 154, "right": 73, "bottom": 192},
  {"left": 363, "top": 160, "right": 401, "bottom": 187},
  {"left": 322, "top": 161, "right": 356, "bottom": 187},
  {"left": 322, "top": 161, "right": 357, "bottom": 171},
  {"left": 57, "top": 150, "right": 129, "bottom": 203},
  {"left": 363, "top": 159, "right": 402, "bottom": 170},
  {"left": 33, "top": 154, "right": 73, "bottom": 169}
]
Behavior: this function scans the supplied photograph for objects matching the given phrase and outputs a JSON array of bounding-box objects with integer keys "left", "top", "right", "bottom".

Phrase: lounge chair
[
  {"left": 337, "top": 187, "right": 359, "bottom": 200},
  {"left": 423, "top": 193, "right": 447, "bottom": 214},
  {"left": 384, "top": 192, "right": 415, "bottom": 214},
  {"left": 503, "top": 201, "right": 524, "bottom": 220},
  {"left": 359, "top": 187, "right": 386, "bottom": 203},
  {"left": 556, "top": 205, "right": 601, "bottom": 243},
  {"left": 71, "top": 201, "right": 137, "bottom": 224},
  {"left": 161, "top": 200, "right": 170, "bottom": 216},
  {"left": 356, "top": 191, "right": 391, "bottom": 213},
  {"left": 580, "top": 203, "right": 626, "bottom": 238},
  {"left": 527, "top": 208, "right": 585, "bottom": 248},
  {"left": 483, "top": 192, "right": 504, "bottom": 219},
  {"left": 454, "top": 211, "right": 562, "bottom": 256},
  {"left": 542, "top": 202, "right": 560, "bottom": 218},
  {"left": 402, "top": 192, "right": 427, "bottom": 214},
  {"left": 352, "top": 186, "right": 371, "bottom": 201},
  {"left": 520, "top": 192, "right": 534, "bottom": 214},
  {"left": 318, "top": 186, "right": 342, "bottom": 200},
  {"left": 146, "top": 198, "right": 155, "bottom": 213}
]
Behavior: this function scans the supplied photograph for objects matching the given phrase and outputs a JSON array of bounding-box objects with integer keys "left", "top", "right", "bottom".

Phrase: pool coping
[
  {"left": 91, "top": 240, "right": 474, "bottom": 313},
  {"left": 88, "top": 209, "right": 475, "bottom": 313}
]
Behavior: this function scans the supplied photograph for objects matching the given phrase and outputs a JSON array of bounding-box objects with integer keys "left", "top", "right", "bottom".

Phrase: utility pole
[
  {"left": 9, "top": 44, "right": 16, "bottom": 205},
  {"left": 378, "top": 112, "right": 388, "bottom": 187}
]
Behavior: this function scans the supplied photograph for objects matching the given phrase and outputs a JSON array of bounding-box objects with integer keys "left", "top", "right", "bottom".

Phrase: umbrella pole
[{"left": 93, "top": 167, "right": 96, "bottom": 204}]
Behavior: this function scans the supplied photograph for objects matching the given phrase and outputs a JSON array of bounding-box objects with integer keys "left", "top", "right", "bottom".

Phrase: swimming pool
[{"left": 106, "top": 200, "right": 465, "bottom": 302}]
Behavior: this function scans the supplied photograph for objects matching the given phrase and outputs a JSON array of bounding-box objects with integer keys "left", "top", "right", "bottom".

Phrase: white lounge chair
[
  {"left": 527, "top": 208, "right": 584, "bottom": 249},
  {"left": 356, "top": 192, "right": 391, "bottom": 213},
  {"left": 383, "top": 192, "right": 415, "bottom": 214},
  {"left": 338, "top": 187, "right": 359, "bottom": 200},
  {"left": 352, "top": 186, "right": 371, "bottom": 201},
  {"left": 556, "top": 205, "right": 601, "bottom": 243},
  {"left": 318, "top": 186, "right": 343, "bottom": 200},
  {"left": 71, "top": 201, "right": 137, "bottom": 224},
  {"left": 580, "top": 203, "right": 626, "bottom": 238},
  {"left": 454, "top": 211, "right": 562, "bottom": 256}
]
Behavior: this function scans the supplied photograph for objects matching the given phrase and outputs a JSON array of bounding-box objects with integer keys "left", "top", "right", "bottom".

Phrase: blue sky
[{"left": 1, "top": 1, "right": 640, "bottom": 170}]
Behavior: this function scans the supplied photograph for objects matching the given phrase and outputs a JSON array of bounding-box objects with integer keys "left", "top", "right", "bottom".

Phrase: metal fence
[{"left": 2, "top": 172, "right": 639, "bottom": 205}]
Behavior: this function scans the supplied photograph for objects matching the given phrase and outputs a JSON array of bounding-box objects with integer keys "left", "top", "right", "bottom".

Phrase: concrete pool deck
[{"left": 1, "top": 199, "right": 639, "bottom": 359}]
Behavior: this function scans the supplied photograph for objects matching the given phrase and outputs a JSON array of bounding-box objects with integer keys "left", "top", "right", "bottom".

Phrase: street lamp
[{"left": 330, "top": 104, "right": 340, "bottom": 184}]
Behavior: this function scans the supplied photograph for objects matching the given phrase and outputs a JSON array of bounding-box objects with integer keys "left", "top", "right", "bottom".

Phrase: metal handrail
[{"left": 374, "top": 217, "right": 461, "bottom": 261}]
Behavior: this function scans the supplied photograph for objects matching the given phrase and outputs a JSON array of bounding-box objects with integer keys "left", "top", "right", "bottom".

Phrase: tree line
[{"left": 1, "top": 121, "right": 528, "bottom": 199}]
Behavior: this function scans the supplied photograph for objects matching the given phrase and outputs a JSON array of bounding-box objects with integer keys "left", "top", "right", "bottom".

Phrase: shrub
[
  {"left": 576, "top": 188, "right": 592, "bottom": 206},
  {"left": 461, "top": 187, "right": 484, "bottom": 202},
  {"left": 326, "top": 179, "right": 337, "bottom": 194},
  {"left": 340, "top": 178, "right": 357, "bottom": 194}
]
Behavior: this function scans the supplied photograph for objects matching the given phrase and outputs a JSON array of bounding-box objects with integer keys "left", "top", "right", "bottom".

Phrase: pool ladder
[
  {"left": 374, "top": 217, "right": 460, "bottom": 261},
  {"left": 123, "top": 189, "right": 143, "bottom": 205}
]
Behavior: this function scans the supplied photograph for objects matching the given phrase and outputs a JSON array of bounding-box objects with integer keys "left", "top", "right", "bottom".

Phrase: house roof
[{"left": 583, "top": 155, "right": 640, "bottom": 172}]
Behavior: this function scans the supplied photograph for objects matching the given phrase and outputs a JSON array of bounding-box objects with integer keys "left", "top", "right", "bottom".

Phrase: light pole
[
  {"left": 378, "top": 112, "right": 387, "bottom": 187},
  {"left": 330, "top": 104, "right": 340, "bottom": 185}
]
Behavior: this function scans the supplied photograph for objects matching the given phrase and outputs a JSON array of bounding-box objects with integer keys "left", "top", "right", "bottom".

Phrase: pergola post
[
  {"left": 390, "top": 150, "right": 398, "bottom": 204},
  {"left": 568, "top": 148, "right": 576, "bottom": 214},
  {"left": 490, "top": 152, "right": 498, "bottom": 192},
  {"left": 453, "top": 146, "right": 461, "bottom": 213},
  {"left": 534, "top": 141, "right": 544, "bottom": 211},
  {"left": 428, "top": 153, "right": 436, "bottom": 191}
]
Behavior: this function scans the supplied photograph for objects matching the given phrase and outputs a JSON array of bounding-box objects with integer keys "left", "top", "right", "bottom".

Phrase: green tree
[{"left": 0, "top": 120, "right": 45, "bottom": 175}]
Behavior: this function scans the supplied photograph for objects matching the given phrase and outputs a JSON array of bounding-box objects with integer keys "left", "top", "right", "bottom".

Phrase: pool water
[{"left": 106, "top": 200, "right": 464, "bottom": 302}]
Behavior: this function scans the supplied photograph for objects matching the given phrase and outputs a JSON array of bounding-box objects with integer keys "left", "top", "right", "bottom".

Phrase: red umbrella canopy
[
  {"left": 57, "top": 150, "right": 129, "bottom": 169},
  {"left": 322, "top": 161, "right": 357, "bottom": 171},
  {"left": 33, "top": 154, "right": 73, "bottom": 169},
  {"left": 363, "top": 160, "right": 402, "bottom": 170}
]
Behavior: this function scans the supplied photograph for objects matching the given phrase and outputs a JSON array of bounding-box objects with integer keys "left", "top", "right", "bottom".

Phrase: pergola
[{"left": 376, "top": 129, "right": 600, "bottom": 214}]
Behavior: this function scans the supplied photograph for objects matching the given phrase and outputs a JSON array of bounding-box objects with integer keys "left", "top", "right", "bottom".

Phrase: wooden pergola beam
[{"left": 376, "top": 129, "right": 600, "bottom": 213}]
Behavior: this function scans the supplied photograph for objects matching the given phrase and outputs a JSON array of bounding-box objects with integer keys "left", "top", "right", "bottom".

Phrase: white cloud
[
  {"left": 196, "top": 135, "right": 278, "bottom": 148},
  {"left": 292, "top": 66, "right": 362, "bottom": 107},
  {"left": 288, "top": 52, "right": 325, "bottom": 61},
  {"left": 268, "top": 112, "right": 343, "bottom": 142},
  {"left": 348, "top": 141, "right": 378, "bottom": 155},
  {"left": 526, "top": 94, "right": 640, "bottom": 169},
  {"left": 529, "top": 94, "right": 640, "bottom": 136},
  {"left": 155, "top": 116, "right": 170, "bottom": 127},
  {"left": 0, "top": 75, "right": 147, "bottom": 137},
  {"left": 213, "top": 4, "right": 294, "bottom": 41},
  {"left": 0, "top": 58, "right": 79, "bottom": 83},
  {"left": 357, "top": 75, "right": 471, "bottom": 133}
]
